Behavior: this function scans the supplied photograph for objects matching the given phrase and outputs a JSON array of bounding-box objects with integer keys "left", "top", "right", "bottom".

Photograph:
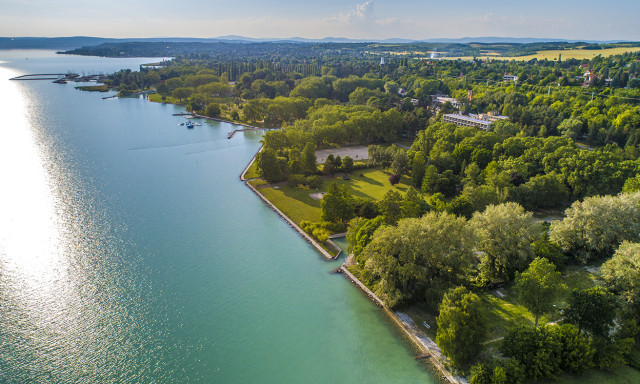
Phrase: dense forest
[{"left": 96, "top": 43, "right": 640, "bottom": 383}]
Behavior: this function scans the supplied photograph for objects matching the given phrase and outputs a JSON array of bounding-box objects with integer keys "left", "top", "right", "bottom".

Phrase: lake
[{"left": 0, "top": 50, "right": 437, "bottom": 383}]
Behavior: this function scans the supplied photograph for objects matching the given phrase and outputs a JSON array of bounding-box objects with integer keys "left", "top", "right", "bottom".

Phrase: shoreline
[{"left": 240, "top": 146, "right": 464, "bottom": 384}]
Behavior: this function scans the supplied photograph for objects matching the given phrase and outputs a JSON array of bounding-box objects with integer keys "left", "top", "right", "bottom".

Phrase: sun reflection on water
[
  {"left": 0, "top": 60, "right": 164, "bottom": 382},
  {"left": 0, "top": 66, "right": 62, "bottom": 283}
]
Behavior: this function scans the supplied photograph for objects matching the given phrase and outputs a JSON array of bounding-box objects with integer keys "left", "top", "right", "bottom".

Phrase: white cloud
[
  {"left": 354, "top": 1, "right": 374, "bottom": 21},
  {"left": 326, "top": 1, "right": 375, "bottom": 24}
]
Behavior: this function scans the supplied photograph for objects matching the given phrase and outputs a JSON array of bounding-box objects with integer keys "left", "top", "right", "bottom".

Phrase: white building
[
  {"left": 433, "top": 96, "right": 460, "bottom": 108},
  {"left": 443, "top": 114, "right": 492, "bottom": 130},
  {"left": 443, "top": 112, "right": 509, "bottom": 131}
]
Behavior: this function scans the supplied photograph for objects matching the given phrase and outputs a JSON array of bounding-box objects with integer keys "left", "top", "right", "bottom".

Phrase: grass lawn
[
  {"left": 548, "top": 366, "right": 640, "bottom": 384},
  {"left": 257, "top": 184, "right": 323, "bottom": 224},
  {"left": 148, "top": 93, "right": 184, "bottom": 104},
  {"left": 248, "top": 179, "right": 268, "bottom": 187},
  {"left": 333, "top": 168, "right": 412, "bottom": 200},
  {"left": 253, "top": 168, "right": 413, "bottom": 226},
  {"left": 243, "top": 160, "right": 260, "bottom": 179}
]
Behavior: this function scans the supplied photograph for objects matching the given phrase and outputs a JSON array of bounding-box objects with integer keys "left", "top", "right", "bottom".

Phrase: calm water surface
[{"left": 0, "top": 50, "right": 438, "bottom": 383}]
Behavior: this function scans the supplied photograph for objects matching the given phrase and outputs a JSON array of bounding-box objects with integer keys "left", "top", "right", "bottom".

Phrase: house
[
  {"left": 585, "top": 73, "right": 598, "bottom": 85},
  {"left": 504, "top": 74, "right": 518, "bottom": 82}
]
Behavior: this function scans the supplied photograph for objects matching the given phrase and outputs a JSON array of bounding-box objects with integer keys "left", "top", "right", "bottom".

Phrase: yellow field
[
  {"left": 507, "top": 46, "right": 640, "bottom": 61},
  {"left": 444, "top": 46, "right": 640, "bottom": 61}
]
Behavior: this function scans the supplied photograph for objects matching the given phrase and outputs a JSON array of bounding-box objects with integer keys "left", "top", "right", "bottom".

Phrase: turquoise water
[{"left": 0, "top": 51, "right": 437, "bottom": 383}]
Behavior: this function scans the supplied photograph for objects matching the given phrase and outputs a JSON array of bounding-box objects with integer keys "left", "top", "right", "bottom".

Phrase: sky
[{"left": 1, "top": 0, "right": 639, "bottom": 41}]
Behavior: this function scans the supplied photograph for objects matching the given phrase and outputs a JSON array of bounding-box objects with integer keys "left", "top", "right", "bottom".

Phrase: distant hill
[{"left": 0, "top": 35, "right": 633, "bottom": 50}]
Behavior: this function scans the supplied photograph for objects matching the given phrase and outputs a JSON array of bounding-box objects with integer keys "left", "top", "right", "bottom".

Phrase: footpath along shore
[{"left": 239, "top": 146, "right": 465, "bottom": 384}]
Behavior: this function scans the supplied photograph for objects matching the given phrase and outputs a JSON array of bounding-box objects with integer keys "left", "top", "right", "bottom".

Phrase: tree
[
  {"left": 515, "top": 257, "right": 565, "bottom": 327},
  {"left": 516, "top": 172, "right": 569, "bottom": 210},
  {"left": 421, "top": 165, "right": 439, "bottom": 194},
  {"left": 342, "top": 156, "right": 354, "bottom": 174},
  {"left": 531, "top": 233, "right": 566, "bottom": 267},
  {"left": 204, "top": 102, "right": 221, "bottom": 117},
  {"left": 462, "top": 184, "right": 500, "bottom": 212},
  {"left": 390, "top": 149, "right": 409, "bottom": 175},
  {"left": 401, "top": 187, "right": 426, "bottom": 219},
  {"left": 369, "top": 145, "right": 393, "bottom": 169},
  {"left": 592, "top": 335, "right": 635, "bottom": 370},
  {"left": 321, "top": 182, "right": 354, "bottom": 223},
  {"left": 361, "top": 212, "right": 475, "bottom": 307},
  {"left": 601, "top": 241, "right": 640, "bottom": 322},
  {"left": 172, "top": 87, "right": 193, "bottom": 101},
  {"left": 411, "top": 152, "right": 426, "bottom": 189},
  {"left": 623, "top": 174, "right": 640, "bottom": 193},
  {"left": 288, "top": 148, "right": 303, "bottom": 174},
  {"left": 302, "top": 142, "right": 317, "bottom": 175},
  {"left": 448, "top": 196, "right": 474, "bottom": 219},
  {"left": 388, "top": 173, "right": 401, "bottom": 185},
  {"left": 470, "top": 203, "right": 538, "bottom": 285},
  {"left": 346, "top": 216, "right": 385, "bottom": 262},
  {"left": 550, "top": 192, "right": 640, "bottom": 262},
  {"left": 500, "top": 326, "right": 562, "bottom": 380},
  {"left": 256, "top": 148, "right": 285, "bottom": 183},
  {"left": 553, "top": 324, "right": 595, "bottom": 373},
  {"left": 436, "top": 169, "right": 457, "bottom": 197},
  {"left": 323, "top": 155, "right": 335, "bottom": 175},
  {"left": 470, "top": 359, "right": 525, "bottom": 384},
  {"left": 436, "top": 287, "right": 486, "bottom": 368},
  {"left": 155, "top": 82, "right": 168, "bottom": 95},
  {"left": 565, "top": 286, "right": 617, "bottom": 337},
  {"left": 378, "top": 190, "right": 403, "bottom": 225},
  {"left": 333, "top": 155, "right": 342, "bottom": 170},
  {"left": 557, "top": 118, "right": 583, "bottom": 140}
]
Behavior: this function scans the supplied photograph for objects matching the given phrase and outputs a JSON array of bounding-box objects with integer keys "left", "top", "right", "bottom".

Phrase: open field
[
  {"left": 505, "top": 47, "right": 640, "bottom": 61},
  {"left": 445, "top": 47, "right": 640, "bottom": 61}
]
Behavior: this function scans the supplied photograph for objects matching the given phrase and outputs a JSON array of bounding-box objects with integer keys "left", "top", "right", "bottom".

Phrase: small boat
[{"left": 185, "top": 121, "right": 195, "bottom": 128}]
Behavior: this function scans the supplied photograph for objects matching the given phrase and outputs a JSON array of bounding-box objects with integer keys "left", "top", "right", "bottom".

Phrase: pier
[
  {"left": 227, "top": 128, "right": 257, "bottom": 139},
  {"left": 10, "top": 73, "right": 109, "bottom": 83},
  {"left": 10, "top": 73, "right": 75, "bottom": 80}
]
